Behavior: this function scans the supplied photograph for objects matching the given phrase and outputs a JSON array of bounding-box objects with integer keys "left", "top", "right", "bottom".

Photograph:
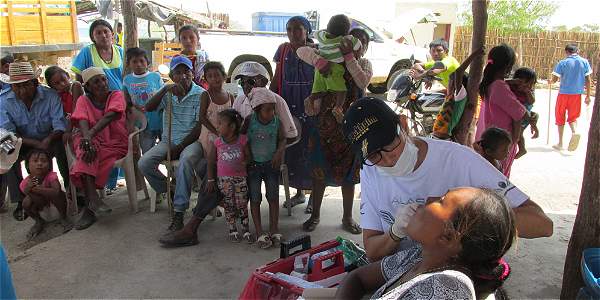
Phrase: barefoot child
[
  {"left": 207, "top": 109, "right": 254, "bottom": 243},
  {"left": 122, "top": 47, "right": 164, "bottom": 153},
  {"left": 242, "top": 88, "right": 286, "bottom": 249},
  {"left": 177, "top": 25, "right": 209, "bottom": 89},
  {"left": 44, "top": 66, "right": 84, "bottom": 144},
  {"left": 308, "top": 14, "right": 361, "bottom": 123},
  {"left": 21, "top": 150, "right": 72, "bottom": 239},
  {"left": 474, "top": 127, "right": 512, "bottom": 172},
  {"left": 507, "top": 67, "right": 540, "bottom": 159},
  {"left": 199, "top": 61, "right": 233, "bottom": 153}
]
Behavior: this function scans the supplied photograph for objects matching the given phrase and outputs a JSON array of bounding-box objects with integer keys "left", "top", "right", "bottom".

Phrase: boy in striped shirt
[{"left": 309, "top": 14, "right": 361, "bottom": 122}]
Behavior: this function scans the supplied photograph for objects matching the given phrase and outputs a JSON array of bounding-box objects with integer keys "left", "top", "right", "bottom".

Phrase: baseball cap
[
  {"left": 170, "top": 55, "right": 193, "bottom": 71},
  {"left": 343, "top": 97, "right": 399, "bottom": 163},
  {"left": 248, "top": 87, "right": 277, "bottom": 109},
  {"left": 81, "top": 67, "right": 106, "bottom": 85},
  {"left": 233, "top": 61, "right": 270, "bottom": 80}
]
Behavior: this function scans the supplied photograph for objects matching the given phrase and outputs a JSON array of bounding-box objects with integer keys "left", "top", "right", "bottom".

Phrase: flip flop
[
  {"left": 75, "top": 209, "right": 97, "bottom": 230},
  {"left": 552, "top": 144, "right": 563, "bottom": 151},
  {"left": 342, "top": 218, "right": 362, "bottom": 235},
  {"left": 270, "top": 233, "right": 283, "bottom": 248},
  {"left": 257, "top": 234, "right": 273, "bottom": 249},
  {"left": 12, "top": 204, "right": 28, "bottom": 221},
  {"left": 568, "top": 134, "right": 581, "bottom": 152},
  {"left": 243, "top": 232, "right": 255, "bottom": 244},
  {"left": 283, "top": 194, "right": 306, "bottom": 208},
  {"left": 302, "top": 217, "right": 320, "bottom": 232}
]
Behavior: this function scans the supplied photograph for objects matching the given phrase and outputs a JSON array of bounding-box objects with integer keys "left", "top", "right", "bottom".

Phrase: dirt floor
[{"left": 0, "top": 89, "right": 592, "bottom": 298}]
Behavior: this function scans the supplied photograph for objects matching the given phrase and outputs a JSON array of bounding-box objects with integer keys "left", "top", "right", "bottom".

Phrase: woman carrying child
[
  {"left": 177, "top": 25, "right": 210, "bottom": 90},
  {"left": 70, "top": 67, "right": 129, "bottom": 230},
  {"left": 242, "top": 88, "right": 286, "bottom": 249},
  {"left": 206, "top": 109, "right": 253, "bottom": 243},
  {"left": 21, "top": 149, "right": 72, "bottom": 239},
  {"left": 198, "top": 62, "right": 234, "bottom": 154},
  {"left": 476, "top": 44, "right": 529, "bottom": 178}
]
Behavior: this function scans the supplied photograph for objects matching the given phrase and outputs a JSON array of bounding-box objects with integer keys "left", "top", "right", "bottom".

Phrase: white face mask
[{"left": 376, "top": 139, "right": 419, "bottom": 177}]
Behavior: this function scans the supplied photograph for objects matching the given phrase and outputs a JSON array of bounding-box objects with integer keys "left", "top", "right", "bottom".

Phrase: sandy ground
[{"left": 0, "top": 89, "right": 593, "bottom": 298}]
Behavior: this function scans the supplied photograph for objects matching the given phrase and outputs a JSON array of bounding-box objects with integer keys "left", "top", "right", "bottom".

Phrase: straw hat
[{"left": 0, "top": 62, "right": 42, "bottom": 84}]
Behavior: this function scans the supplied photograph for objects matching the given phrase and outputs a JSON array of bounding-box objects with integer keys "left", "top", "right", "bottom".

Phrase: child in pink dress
[{"left": 206, "top": 109, "right": 253, "bottom": 243}]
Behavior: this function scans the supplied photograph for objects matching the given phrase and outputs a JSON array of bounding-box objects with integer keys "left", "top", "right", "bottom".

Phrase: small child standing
[
  {"left": 309, "top": 14, "right": 361, "bottom": 123},
  {"left": 44, "top": 66, "right": 84, "bottom": 144},
  {"left": 123, "top": 47, "right": 164, "bottom": 153},
  {"left": 242, "top": 88, "right": 286, "bottom": 249},
  {"left": 474, "top": 127, "right": 512, "bottom": 172},
  {"left": 207, "top": 109, "right": 254, "bottom": 243},
  {"left": 20, "top": 150, "right": 72, "bottom": 239},
  {"left": 507, "top": 67, "right": 540, "bottom": 159},
  {"left": 199, "top": 61, "right": 234, "bottom": 154},
  {"left": 177, "top": 25, "right": 210, "bottom": 89}
]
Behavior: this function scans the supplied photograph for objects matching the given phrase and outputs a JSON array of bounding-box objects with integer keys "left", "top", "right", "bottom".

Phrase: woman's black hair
[
  {"left": 203, "top": 61, "right": 226, "bottom": 77},
  {"left": 479, "top": 44, "right": 516, "bottom": 98},
  {"left": 89, "top": 19, "right": 113, "bottom": 44},
  {"left": 450, "top": 188, "right": 516, "bottom": 299},
  {"left": 479, "top": 127, "right": 512, "bottom": 152},
  {"left": 350, "top": 27, "right": 370, "bottom": 47},
  {"left": 178, "top": 25, "right": 200, "bottom": 39},
  {"left": 327, "top": 14, "right": 351, "bottom": 37},
  {"left": 218, "top": 108, "right": 243, "bottom": 135},
  {"left": 429, "top": 38, "right": 449, "bottom": 52},
  {"left": 24, "top": 149, "right": 53, "bottom": 174},
  {"left": 513, "top": 67, "right": 537, "bottom": 84},
  {"left": 125, "top": 47, "right": 149, "bottom": 64},
  {"left": 1, "top": 54, "right": 14, "bottom": 66},
  {"left": 44, "top": 66, "right": 69, "bottom": 89}
]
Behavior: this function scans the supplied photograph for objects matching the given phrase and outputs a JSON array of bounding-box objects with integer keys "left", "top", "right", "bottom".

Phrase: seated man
[
  {"left": 411, "top": 38, "right": 460, "bottom": 90},
  {"left": 138, "top": 56, "right": 204, "bottom": 231},
  {"left": 0, "top": 62, "right": 68, "bottom": 220}
]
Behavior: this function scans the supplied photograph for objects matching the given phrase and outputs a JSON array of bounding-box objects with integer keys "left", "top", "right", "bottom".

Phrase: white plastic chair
[
  {"left": 65, "top": 108, "right": 150, "bottom": 214},
  {"left": 149, "top": 159, "right": 205, "bottom": 213},
  {"left": 281, "top": 116, "right": 302, "bottom": 216}
]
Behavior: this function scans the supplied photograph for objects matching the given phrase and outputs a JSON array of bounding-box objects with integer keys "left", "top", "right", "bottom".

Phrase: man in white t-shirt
[{"left": 342, "top": 97, "right": 553, "bottom": 261}]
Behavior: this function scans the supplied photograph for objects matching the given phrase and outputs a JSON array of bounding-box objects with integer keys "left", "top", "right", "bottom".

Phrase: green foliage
[
  {"left": 461, "top": 0, "right": 559, "bottom": 33},
  {"left": 552, "top": 24, "right": 600, "bottom": 32}
]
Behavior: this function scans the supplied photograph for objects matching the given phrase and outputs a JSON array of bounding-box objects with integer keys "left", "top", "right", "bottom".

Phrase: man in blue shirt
[
  {"left": 0, "top": 54, "right": 14, "bottom": 92},
  {"left": 138, "top": 56, "right": 205, "bottom": 232},
  {"left": 0, "top": 62, "right": 68, "bottom": 220},
  {"left": 550, "top": 44, "right": 593, "bottom": 151}
]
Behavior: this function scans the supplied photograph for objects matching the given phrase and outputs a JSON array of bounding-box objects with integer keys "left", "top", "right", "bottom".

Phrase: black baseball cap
[{"left": 343, "top": 97, "right": 399, "bottom": 163}]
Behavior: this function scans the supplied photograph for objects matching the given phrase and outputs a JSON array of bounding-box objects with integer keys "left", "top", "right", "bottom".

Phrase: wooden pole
[
  {"left": 453, "top": 0, "right": 488, "bottom": 146},
  {"left": 547, "top": 74, "right": 552, "bottom": 145},
  {"left": 120, "top": 0, "right": 138, "bottom": 50},
  {"left": 560, "top": 58, "right": 600, "bottom": 299}
]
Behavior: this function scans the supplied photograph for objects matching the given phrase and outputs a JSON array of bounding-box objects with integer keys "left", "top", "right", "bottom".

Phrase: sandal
[
  {"left": 13, "top": 203, "right": 28, "bottom": 221},
  {"left": 257, "top": 234, "right": 273, "bottom": 249},
  {"left": 270, "top": 233, "right": 283, "bottom": 248},
  {"left": 229, "top": 231, "right": 241, "bottom": 243},
  {"left": 342, "top": 218, "right": 362, "bottom": 235},
  {"left": 302, "top": 217, "right": 320, "bottom": 232},
  {"left": 243, "top": 232, "right": 256, "bottom": 244},
  {"left": 568, "top": 134, "right": 581, "bottom": 152},
  {"left": 283, "top": 194, "right": 306, "bottom": 208},
  {"left": 75, "top": 209, "right": 97, "bottom": 231}
]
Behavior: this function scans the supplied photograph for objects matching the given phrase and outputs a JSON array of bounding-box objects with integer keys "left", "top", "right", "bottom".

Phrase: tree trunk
[
  {"left": 560, "top": 60, "right": 600, "bottom": 299},
  {"left": 453, "top": 0, "right": 488, "bottom": 146},
  {"left": 120, "top": 0, "right": 138, "bottom": 74}
]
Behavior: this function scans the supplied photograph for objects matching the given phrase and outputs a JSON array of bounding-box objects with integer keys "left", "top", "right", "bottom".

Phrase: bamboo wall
[{"left": 453, "top": 26, "right": 599, "bottom": 80}]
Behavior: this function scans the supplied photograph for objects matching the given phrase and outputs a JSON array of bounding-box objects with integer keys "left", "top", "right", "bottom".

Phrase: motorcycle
[{"left": 386, "top": 60, "right": 446, "bottom": 136}]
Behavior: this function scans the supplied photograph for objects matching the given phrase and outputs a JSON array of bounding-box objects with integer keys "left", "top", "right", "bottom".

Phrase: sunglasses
[{"left": 240, "top": 78, "right": 256, "bottom": 87}]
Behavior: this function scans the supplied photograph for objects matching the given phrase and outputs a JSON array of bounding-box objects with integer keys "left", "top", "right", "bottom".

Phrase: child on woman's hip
[{"left": 206, "top": 109, "right": 254, "bottom": 243}]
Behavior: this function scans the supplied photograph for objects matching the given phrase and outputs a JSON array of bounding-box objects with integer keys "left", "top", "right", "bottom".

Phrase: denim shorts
[{"left": 247, "top": 161, "right": 280, "bottom": 203}]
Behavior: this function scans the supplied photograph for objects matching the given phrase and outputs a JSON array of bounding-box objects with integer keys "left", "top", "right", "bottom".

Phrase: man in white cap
[
  {"left": 232, "top": 61, "right": 297, "bottom": 139},
  {"left": 0, "top": 62, "right": 68, "bottom": 220}
]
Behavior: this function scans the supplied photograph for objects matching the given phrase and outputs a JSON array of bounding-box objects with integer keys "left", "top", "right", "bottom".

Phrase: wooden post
[
  {"left": 453, "top": 0, "right": 488, "bottom": 146},
  {"left": 120, "top": 0, "right": 138, "bottom": 75},
  {"left": 560, "top": 59, "right": 600, "bottom": 299}
]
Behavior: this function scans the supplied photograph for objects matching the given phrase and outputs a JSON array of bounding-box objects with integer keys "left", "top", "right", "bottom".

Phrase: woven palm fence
[{"left": 453, "top": 26, "right": 599, "bottom": 80}]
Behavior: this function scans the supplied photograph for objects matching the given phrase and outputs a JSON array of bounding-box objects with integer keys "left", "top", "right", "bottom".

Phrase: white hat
[
  {"left": 233, "top": 61, "right": 270, "bottom": 81},
  {"left": 81, "top": 67, "right": 106, "bottom": 85},
  {"left": 249, "top": 87, "right": 277, "bottom": 109},
  {"left": 0, "top": 62, "right": 42, "bottom": 84}
]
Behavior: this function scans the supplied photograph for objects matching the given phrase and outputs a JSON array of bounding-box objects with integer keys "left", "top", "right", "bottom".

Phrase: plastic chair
[
  {"left": 149, "top": 159, "right": 205, "bottom": 213},
  {"left": 281, "top": 116, "right": 302, "bottom": 216},
  {"left": 65, "top": 108, "right": 149, "bottom": 214}
]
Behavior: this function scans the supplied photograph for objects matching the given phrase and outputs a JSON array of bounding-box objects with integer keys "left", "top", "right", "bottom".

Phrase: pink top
[
  {"left": 19, "top": 171, "right": 59, "bottom": 193},
  {"left": 215, "top": 134, "right": 247, "bottom": 177},
  {"left": 71, "top": 91, "right": 129, "bottom": 150},
  {"left": 476, "top": 80, "right": 526, "bottom": 139}
]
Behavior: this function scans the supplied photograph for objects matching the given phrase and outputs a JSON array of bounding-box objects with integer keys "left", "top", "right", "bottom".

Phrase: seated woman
[
  {"left": 336, "top": 187, "right": 516, "bottom": 299},
  {"left": 70, "top": 67, "right": 128, "bottom": 230}
]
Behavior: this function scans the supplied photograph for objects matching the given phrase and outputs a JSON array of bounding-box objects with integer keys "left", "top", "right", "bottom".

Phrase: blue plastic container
[
  {"left": 581, "top": 248, "right": 600, "bottom": 297},
  {"left": 252, "top": 12, "right": 297, "bottom": 32}
]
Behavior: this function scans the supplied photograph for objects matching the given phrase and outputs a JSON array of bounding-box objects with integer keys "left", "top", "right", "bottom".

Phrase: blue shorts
[{"left": 248, "top": 161, "right": 280, "bottom": 204}]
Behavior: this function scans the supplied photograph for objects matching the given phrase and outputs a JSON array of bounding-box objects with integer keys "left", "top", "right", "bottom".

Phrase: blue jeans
[
  {"left": 138, "top": 141, "right": 205, "bottom": 212},
  {"left": 247, "top": 161, "right": 280, "bottom": 204}
]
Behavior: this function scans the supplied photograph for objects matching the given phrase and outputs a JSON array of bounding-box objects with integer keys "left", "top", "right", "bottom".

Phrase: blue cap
[{"left": 170, "top": 55, "right": 193, "bottom": 71}]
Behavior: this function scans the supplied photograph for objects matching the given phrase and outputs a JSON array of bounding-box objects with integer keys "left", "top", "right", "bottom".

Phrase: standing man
[
  {"left": 551, "top": 44, "right": 592, "bottom": 152},
  {"left": 410, "top": 38, "right": 460, "bottom": 89}
]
